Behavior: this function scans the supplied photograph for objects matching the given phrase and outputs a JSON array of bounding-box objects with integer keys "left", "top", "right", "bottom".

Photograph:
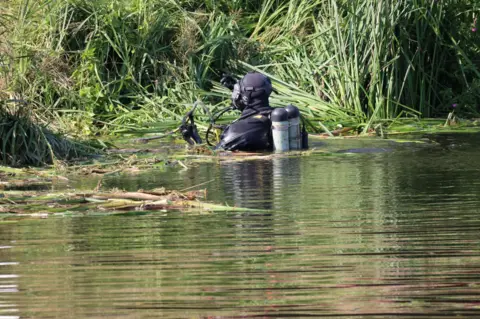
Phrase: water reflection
[
  {"left": 0, "top": 244, "right": 19, "bottom": 319},
  {"left": 220, "top": 156, "right": 303, "bottom": 211},
  {"left": 2, "top": 134, "right": 480, "bottom": 317},
  {"left": 222, "top": 160, "right": 274, "bottom": 210}
]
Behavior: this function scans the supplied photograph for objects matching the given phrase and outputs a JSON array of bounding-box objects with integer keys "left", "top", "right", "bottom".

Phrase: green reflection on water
[{"left": 2, "top": 133, "right": 480, "bottom": 318}]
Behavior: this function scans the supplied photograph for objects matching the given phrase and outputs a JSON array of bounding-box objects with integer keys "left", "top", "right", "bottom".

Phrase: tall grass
[
  {"left": 245, "top": 0, "right": 480, "bottom": 131},
  {"left": 0, "top": 100, "right": 102, "bottom": 167},
  {"left": 2, "top": 0, "right": 479, "bottom": 138}
]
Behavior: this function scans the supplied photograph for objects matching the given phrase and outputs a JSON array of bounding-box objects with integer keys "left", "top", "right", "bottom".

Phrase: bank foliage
[{"left": 1, "top": 0, "right": 479, "bottom": 136}]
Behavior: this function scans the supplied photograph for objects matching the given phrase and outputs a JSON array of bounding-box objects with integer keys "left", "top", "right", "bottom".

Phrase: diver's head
[{"left": 231, "top": 72, "right": 273, "bottom": 111}]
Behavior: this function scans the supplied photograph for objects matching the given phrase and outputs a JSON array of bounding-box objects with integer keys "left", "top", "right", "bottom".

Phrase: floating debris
[{"left": 0, "top": 186, "right": 264, "bottom": 220}]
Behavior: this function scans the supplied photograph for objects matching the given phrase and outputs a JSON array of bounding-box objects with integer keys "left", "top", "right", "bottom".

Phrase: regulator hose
[
  {"left": 180, "top": 102, "right": 202, "bottom": 145},
  {"left": 180, "top": 102, "right": 236, "bottom": 147},
  {"left": 205, "top": 106, "right": 234, "bottom": 146}
]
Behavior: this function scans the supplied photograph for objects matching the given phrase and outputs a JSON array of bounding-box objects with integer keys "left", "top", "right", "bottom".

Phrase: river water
[{"left": 2, "top": 133, "right": 480, "bottom": 318}]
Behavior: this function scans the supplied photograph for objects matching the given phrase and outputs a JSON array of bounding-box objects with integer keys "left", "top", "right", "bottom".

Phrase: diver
[
  {"left": 217, "top": 72, "right": 275, "bottom": 152},
  {"left": 179, "top": 71, "right": 308, "bottom": 152}
]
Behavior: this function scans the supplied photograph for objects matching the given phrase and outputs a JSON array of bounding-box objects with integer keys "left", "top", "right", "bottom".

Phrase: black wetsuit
[{"left": 216, "top": 103, "right": 273, "bottom": 152}]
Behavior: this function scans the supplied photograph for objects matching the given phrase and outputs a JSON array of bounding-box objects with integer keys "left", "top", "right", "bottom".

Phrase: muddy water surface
[{"left": 1, "top": 134, "right": 480, "bottom": 318}]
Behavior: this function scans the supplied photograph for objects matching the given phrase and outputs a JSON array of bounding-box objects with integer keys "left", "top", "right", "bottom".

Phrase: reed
[
  {"left": 242, "top": 0, "right": 480, "bottom": 132},
  {"left": 0, "top": 100, "right": 102, "bottom": 167},
  {"left": 1, "top": 0, "right": 479, "bottom": 138}
]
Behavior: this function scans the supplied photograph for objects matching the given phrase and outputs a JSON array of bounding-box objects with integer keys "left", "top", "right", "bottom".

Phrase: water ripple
[{"left": 2, "top": 135, "right": 480, "bottom": 317}]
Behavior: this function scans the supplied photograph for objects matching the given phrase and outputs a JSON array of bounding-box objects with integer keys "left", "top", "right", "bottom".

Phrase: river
[{"left": 1, "top": 133, "right": 480, "bottom": 318}]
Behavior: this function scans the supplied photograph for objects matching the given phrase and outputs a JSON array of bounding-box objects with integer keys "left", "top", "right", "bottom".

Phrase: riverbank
[
  {"left": 3, "top": 114, "right": 480, "bottom": 172},
  {"left": 2, "top": 0, "right": 478, "bottom": 142}
]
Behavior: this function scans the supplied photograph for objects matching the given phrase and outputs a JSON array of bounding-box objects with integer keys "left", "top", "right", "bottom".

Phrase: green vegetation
[
  {"left": 0, "top": 100, "right": 104, "bottom": 167},
  {"left": 1, "top": 0, "right": 479, "bottom": 165}
]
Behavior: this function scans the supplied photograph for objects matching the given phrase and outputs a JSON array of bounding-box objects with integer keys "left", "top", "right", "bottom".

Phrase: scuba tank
[
  {"left": 285, "top": 104, "right": 301, "bottom": 150},
  {"left": 271, "top": 108, "right": 290, "bottom": 152},
  {"left": 270, "top": 105, "right": 309, "bottom": 152}
]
